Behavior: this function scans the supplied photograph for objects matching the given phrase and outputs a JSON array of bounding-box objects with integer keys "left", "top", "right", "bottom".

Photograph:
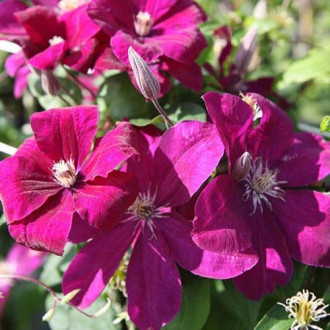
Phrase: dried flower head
[{"left": 279, "top": 289, "right": 330, "bottom": 330}]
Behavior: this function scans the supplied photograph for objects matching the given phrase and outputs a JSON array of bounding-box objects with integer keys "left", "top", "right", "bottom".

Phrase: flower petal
[
  {"left": 8, "top": 190, "right": 75, "bottom": 256},
  {"left": 126, "top": 227, "right": 181, "bottom": 329},
  {"left": 202, "top": 92, "right": 253, "bottom": 170},
  {"left": 0, "top": 139, "right": 61, "bottom": 222},
  {"left": 159, "top": 212, "right": 258, "bottom": 279},
  {"left": 81, "top": 122, "right": 139, "bottom": 181},
  {"left": 276, "top": 132, "right": 330, "bottom": 187},
  {"left": 31, "top": 105, "right": 98, "bottom": 169},
  {"left": 87, "top": 0, "right": 136, "bottom": 36},
  {"left": 246, "top": 93, "right": 294, "bottom": 165},
  {"left": 152, "top": 121, "right": 224, "bottom": 207},
  {"left": 62, "top": 222, "right": 135, "bottom": 308},
  {"left": 273, "top": 189, "right": 330, "bottom": 267},
  {"left": 74, "top": 171, "right": 139, "bottom": 230},
  {"left": 28, "top": 41, "right": 67, "bottom": 70},
  {"left": 233, "top": 210, "right": 293, "bottom": 300},
  {"left": 192, "top": 175, "right": 253, "bottom": 253}
]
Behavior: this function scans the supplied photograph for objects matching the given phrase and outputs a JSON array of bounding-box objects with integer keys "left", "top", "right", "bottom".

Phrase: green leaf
[
  {"left": 130, "top": 115, "right": 164, "bottom": 127},
  {"left": 40, "top": 244, "right": 77, "bottom": 287},
  {"left": 97, "top": 73, "right": 155, "bottom": 121},
  {"left": 45, "top": 295, "right": 119, "bottom": 330},
  {"left": 320, "top": 116, "right": 330, "bottom": 133},
  {"left": 164, "top": 273, "right": 210, "bottom": 330},
  {"left": 254, "top": 304, "right": 293, "bottom": 330},
  {"left": 168, "top": 102, "right": 206, "bottom": 123}
]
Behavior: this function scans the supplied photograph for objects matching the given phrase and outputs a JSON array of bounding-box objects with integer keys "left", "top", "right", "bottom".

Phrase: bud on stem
[{"left": 128, "top": 47, "right": 173, "bottom": 127}]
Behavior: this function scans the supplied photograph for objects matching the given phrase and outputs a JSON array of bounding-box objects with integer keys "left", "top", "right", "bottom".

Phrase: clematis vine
[
  {"left": 88, "top": 0, "right": 208, "bottom": 95},
  {"left": 192, "top": 92, "right": 330, "bottom": 299},
  {"left": 0, "top": 244, "right": 46, "bottom": 316},
  {"left": 62, "top": 121, "right": 258, "bottom": 329},
  {"left": 0, "top": 106, "right": 139, "bottom": 255}
]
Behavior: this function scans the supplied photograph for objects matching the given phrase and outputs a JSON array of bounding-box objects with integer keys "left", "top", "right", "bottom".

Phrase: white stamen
[
  {"left": 52, "top": 159, "right": 77, "bottom": 188},
  {"left": 134, "top": 12, "right": 153, "bottom": 37},
  {"left": 49, "top": 36, "right": 64, "bottom": 46},
  {"left": 238, "top": 153, "right": 286, "bottom": 214},
  {"left": 58, "top": 0, "right": 88, "bottom": 11},
  {"left": 125, "top": 189, "right": 165, "bottom": 239},
  {"left": 278, "top": 289, "right": 330, "bottom": 330}
]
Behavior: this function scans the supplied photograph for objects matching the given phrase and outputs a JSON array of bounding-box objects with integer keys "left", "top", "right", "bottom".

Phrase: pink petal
[
  {"left": 28, "top": 41, "right": 67, "bottom": 70},
  {"left": 152, "top": 121, "right": 224, "bottom": 207},
  {"left": 276, "top": 132, "right": 330, "bottom": 187},
  {"left": 0, "top": 139, "right": 61, "bottom": 223},
  {"left": 126, "top": 227, "right": 181, "bottom": 329},
  {"left": 192, "top": 175, "right": 253, "bottom": 253},
  {"left": 62, "top": 222, "right": 135, "bottom": 308},
  {"left": 162, "top": 59, "right": 203, "bottom": 91},
  {"left": 8, "top": 190, "right": 75, "bottom": 255},
  {"left": 126, "top": 125, "right": 162, "bottom": 192},
  {"left": 0, "top": 0, "right": 28, "bottom": 39},
  {"left": 158, "top": 212, "right": 258, "bottom": 279},
  {"left": 246, "top": 93, "right": 294, "bottom": 165},
  {"left": 31, "top": 105, "right": 98, "bottom": 169},
  {"left": 111, "top": 30, "right": 162, "bottom": 66},
  {"left": 61, "top": 4, "right": 100, "bottom": 47},
  {"left": 68, "top": 213, "right": 100, "bottom": 243},
  {"left": 142, "top": 0, "right": 178, "bottom": 22},
  {"left": 13, "top": 65, "right": 30, "bottom": 98},
  {"left": 202, "top": 92, "right": 253, "bottom": 170},
  {"left": 234, "top": 210, "right": 293, "bottom": 300},
  {"left": 81, "top": 122, "right": 139, "bottom": 181},
  {"left": 150, "top": 28, "right": 207, "bottom": 64},
  {"left": 74, "top": 171, "right": 139, "bottom": 230},
  {"left": 273, "top": 189, "right": 330, "bottom": 267},
  {"left": 15, "top": 6, "right": 64, "bottom": 48},
  {"left": 87, "top": 0, "right": 136, "bottom": 36},
  {"left": 6, "top": 244, "right": 46, "bottom": 276},
  {"left": 5, "top": 52, "right": 25, "bottom": 77}
]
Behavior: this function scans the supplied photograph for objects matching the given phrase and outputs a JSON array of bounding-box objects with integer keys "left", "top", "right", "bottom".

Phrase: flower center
[
  {"left": 52, "top": 159, "right": 77, "bottom": 188},
  {"left": 134, "top": 12, "right": 153, "bottom": 37},
  {"left": 126, "top": 190, "right": 165, "bottom": 237},
  {"left": 279, "top": 290, "right": 330, "bottom": 329},
  {"left": 58, "top": 0, "right": 88, "bottom": 11},
  {"left": 239, "top": 92, "right": 262, "bottom": 121},
  {"left": 49, "top": 35, "right": 65, "bottom": 46},
  {"left": 235, "top": 152, "right": 286, "bottom": 214}
]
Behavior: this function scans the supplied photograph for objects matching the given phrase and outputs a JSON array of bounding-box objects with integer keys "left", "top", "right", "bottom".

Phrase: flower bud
[
  {"left": 60, "top": 289, "right": 80, "bottom": 304},
  {"left": 232, "top": 151, "right": 251, "bottom": 181},
  {"left": 41, "top": 70, "right": 61, "bottom": 95},
  {"left": 42, "top": 307, "right": 55, "bottom": 322},
  {"left": 128, "top": 46, "right": 160, "bottom": 100},
  {"left": 234, "top": 27, "right": 258, "bottom": 74}
]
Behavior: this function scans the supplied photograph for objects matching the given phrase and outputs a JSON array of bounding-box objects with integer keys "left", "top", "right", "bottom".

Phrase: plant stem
[
  {"left": 57, "top": 94, "right": 72, "bottom": 107},
  {"left": 0, "top": 274, "right": 107, "bottom": 319},
  {"left": 0, "top": 142, "right": 17, "bottom": 155},
  {"left": 152, "top": 99, "right": 174, "bottom": 127},
  {"left": 63, "top": 66, "right": 97, "bottom": 99}
]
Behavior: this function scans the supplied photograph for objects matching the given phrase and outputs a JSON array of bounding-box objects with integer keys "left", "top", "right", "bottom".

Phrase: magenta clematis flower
[
  {"left": 192, "top": 92, "right": 330, "bottom": 300},
  {"left": 62, "top": 121, "right": 258, "bottom": 329},
  {"left": 0, "top": 244, "right": 46, "bottom": 316},
  {"left": 0, "top": 106, "right": 139, "bottom": 255},
  {"left": 12, "top": 4, "right": 100, "bottom": 72},
  {"left": 88, "top": 0, "right": 207, "bottom": 95}
]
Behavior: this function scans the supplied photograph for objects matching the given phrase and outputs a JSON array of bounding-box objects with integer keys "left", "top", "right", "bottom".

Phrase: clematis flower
[
  {"left": 0, "top": 106, "right": 139, "bottom": 255},
  {"left": 62, "top": 121, "right": 258, "bottom": 329},
  {"left": 88, "top": 0, "right": 207, "bottom": 95},
  {"left": 192, "top": 92, "right": 330, "bottom": 300},
  {"left": 0, "top": 244, "right": 46, "bottom": 316},
  {"left": 10, "top": 4, "right": 100, "bottom": 73}
]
